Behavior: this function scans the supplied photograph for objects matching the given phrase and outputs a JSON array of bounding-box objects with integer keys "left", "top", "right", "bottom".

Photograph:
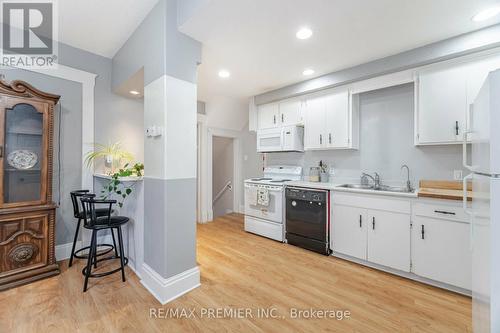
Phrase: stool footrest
[
  {"left": 73, "top": 243, "right": 114, "bottom": 259},
  {"left": 81, "top": 255, "right": 129, "bottom": 278}
]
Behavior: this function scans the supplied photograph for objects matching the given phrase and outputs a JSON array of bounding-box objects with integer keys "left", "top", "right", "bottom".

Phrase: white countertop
[
  {"left": 286, "top": 181, "right": 418, "bottom": 198},
  {"left": 94, "top": 173, "right": 143, "bottom": 182}
]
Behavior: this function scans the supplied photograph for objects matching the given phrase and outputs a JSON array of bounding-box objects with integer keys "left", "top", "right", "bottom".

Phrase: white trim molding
[
  {"left": 205, "top": 127, "right": 242, "bottom": 223},
  {"left": 141, "top": 264, "right": 200, "bottom": 305},
  {"left": 55, "top": 241, "right": 81, "bottom": 261}
]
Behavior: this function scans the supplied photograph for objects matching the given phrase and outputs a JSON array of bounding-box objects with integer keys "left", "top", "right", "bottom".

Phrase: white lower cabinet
[
  {"left": 331, "top": 193, "right": 411, "bottom": 272},
  {"left": 331, "top": 193, "right": 471, "bottom": 292},
  {"left": 367, "top": 210, "right": 411, "bottom": 272},
  {"left": 411, "top": 202, "right": 472, "bottom": 290},
  {"left": 332, "top": 205, "right": 367, "bottom": 260}
]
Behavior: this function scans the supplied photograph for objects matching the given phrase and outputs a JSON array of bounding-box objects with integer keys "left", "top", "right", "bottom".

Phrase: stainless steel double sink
[{"left": 337, "top": 183, "right": 415, "bottom": 193}]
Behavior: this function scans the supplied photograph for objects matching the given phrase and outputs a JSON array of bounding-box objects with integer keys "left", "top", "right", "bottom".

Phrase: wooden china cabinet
[{"left": 0, "top": 80, "right": 60, "bottom": 291}]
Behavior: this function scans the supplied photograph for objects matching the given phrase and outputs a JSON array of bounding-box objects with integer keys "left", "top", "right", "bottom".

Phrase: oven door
[
  {"left": 257, "top": 128, "right": 283, "bottom": 152},
  {"left": 244, "top": 184, "right": 283, "bottom": 223},
  {"left": 286, "top": 195, "right": 328, "bottom": 241}
]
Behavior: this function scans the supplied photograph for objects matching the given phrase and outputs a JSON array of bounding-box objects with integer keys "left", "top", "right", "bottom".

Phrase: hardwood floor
[{"left": 0, "top": 213, "right": 471, "bottom": 332}]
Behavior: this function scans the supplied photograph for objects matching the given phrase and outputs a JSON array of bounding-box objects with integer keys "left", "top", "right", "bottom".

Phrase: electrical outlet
[{"left": 453, "top": 170, "right": 463, "bottom": 180}]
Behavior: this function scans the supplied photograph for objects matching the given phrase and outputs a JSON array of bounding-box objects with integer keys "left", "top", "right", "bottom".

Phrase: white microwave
[{"left": 257, "top": 125, "right": 304, "bottom": 152}]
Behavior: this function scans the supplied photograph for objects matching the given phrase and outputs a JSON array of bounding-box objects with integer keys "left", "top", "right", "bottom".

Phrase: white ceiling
[
  {"left": 58, "top": 0, "right": 158, "bottom": 58},
  {"left": 179, "top": 0, "right": 500, "bottom": 101}
]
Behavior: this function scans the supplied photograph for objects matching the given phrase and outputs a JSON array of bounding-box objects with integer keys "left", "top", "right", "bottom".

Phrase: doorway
[{"left": 212, "top": 136, "right": 234, "bottom": 218}]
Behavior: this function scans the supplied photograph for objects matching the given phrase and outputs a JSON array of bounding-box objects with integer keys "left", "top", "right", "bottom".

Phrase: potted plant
[
  {"left": 100, "top": 163, "right": 144, "bottom": 207},
  {"left": 84, "top": 142, "right": 134, "bottom": 175},
  {"left": 84, "top": 142, "right": 144, "bottom": 208}
]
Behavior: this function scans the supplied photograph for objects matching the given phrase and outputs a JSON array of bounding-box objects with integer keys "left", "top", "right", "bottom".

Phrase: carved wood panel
[{"left": 0, "top": 212, "right": 48, "bottom": 277}]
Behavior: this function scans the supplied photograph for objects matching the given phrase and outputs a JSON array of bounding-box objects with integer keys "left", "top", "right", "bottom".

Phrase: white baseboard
[
  {"left": 140, "top": 264, "right": 200, "bottom": 305},
  {"left": 55, "top": 241, "right": 81, "bottom": 261}
]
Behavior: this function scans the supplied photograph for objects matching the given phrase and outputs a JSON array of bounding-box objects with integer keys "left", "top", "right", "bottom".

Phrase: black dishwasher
[{"left": 285, "top": 187, "right": 330, "bottom": 255}]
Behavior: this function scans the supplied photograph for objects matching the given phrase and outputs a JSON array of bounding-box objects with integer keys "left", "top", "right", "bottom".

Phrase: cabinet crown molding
[{"left": 0, "top": 80, "right": 60, "bottom": 104}]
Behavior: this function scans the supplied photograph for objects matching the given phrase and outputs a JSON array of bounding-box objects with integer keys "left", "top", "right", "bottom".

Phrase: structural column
[{"left": 111, "top": 0, "right": 202, "bottom": 304}]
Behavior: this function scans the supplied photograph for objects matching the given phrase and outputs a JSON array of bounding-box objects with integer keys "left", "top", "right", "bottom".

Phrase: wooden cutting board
[{"left": 418, "top": 180, "right": 472, "bottom": 201}]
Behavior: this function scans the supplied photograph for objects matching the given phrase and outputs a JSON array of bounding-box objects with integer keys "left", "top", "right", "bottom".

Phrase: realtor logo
[{"left": 0, "top": 0, "right": 58, "bottom": 68}]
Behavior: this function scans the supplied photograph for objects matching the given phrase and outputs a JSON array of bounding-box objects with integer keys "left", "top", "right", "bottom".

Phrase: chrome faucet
[
  {"left": 401, "top": 164, "right": 413, "bottom": 192},
  {"left": 361, "top": 172, "right": 381, "bottom": 189}
]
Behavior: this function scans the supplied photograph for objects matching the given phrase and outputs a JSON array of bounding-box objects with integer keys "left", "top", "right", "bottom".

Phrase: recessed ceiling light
[
  {"left": 129, "top": 90, "right": 140, "bottom": 95},
  {"left": 218, "top": 70, "right": 231, "bottom": 78},
  {"left": 296, "top": 27, "right": 313, "bottom": 40},
  {"left": 472, "top": 7, "right": 500, "bottom": 22},
  {"left": 303, "top": 69, "right": 315, "bottom": 76}
]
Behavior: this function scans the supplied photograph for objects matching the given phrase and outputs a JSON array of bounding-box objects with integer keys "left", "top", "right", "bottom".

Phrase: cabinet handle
[
  {"left": 0, "top": 146, "right": 3, "bottom": 158},
  {"left": 359, "top": 215, "right": 362, "bottom": 228},
  {"left": 421, "top": 225, "right": 425, "bottom": 239},
  {"left": 434, "top": 210, "right": 456, "bottom": 215},
  {"left": 372, "top": 217, "right": 375, "bottom": 230},
  {"left": 273, "top": 115, "right": 276, "bottom": 124},
  {"left": 329, "top": 133, "right": 332, "bottom": 144},
  {"left": 319, "top": 134, "right": 322, "bottom": 145},
  {"left": 455, "top": 121, "right": 459, "bottom": 136},
  {"left": 281, "top": 114, "right": 284, "bottom": 123}
]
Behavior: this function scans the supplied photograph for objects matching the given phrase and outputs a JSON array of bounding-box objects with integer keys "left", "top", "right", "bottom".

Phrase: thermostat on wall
[{"left": 146, "top": 125, "right": 163, "bottom": 137}]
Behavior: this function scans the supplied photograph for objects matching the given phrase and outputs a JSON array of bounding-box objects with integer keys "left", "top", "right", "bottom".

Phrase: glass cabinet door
[{"left": 1, "top": 100, "right": 47, "bottom": 206}]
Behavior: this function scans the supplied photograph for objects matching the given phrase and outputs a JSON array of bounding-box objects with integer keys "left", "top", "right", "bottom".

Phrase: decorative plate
[{"left": 7, "top": 150, "right": 38, "bottom": 170}]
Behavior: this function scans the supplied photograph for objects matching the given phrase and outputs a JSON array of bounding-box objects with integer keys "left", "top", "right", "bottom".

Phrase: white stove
[{"left": 244, "top": 166, "right": 302, "bottom": 241}]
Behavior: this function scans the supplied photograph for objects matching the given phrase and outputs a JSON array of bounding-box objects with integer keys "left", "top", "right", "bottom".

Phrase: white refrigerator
[{"left": 463, "top": 69, "right": 500, "bottom": 333}]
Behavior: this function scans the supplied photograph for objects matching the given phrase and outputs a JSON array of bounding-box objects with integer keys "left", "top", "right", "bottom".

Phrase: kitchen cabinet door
[
  {"left": 257, "top": 103, "right": 279, "bottom": 130},
  {"left": 325, "top": 91, "right": 349, "bottom": 148},
  {"left": 279, "top": 99, "right": 303, "bottom": 126},
  {"left": 332, "top": 204, "right": 367, "bottom": 260},
  {"left": 412, "top": 216, "right": 472, "bottom": 290},
  {"left": 304, "top": 96, "right": 326, "bottom": 150},
  {"left": 367, "top": 210, "right": 411, "bottom": 272},
  {"left": 416, "top": 65, "right": 467, "bottom": 145},
  {"left": 466, "top": 55, "right": 500, "bottom": 106}
]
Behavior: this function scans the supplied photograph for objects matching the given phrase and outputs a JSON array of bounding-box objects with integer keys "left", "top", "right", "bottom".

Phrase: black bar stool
[
  {"left": 80, "top": 196, "right": 129, "bottom": 292},
  {"left": 69, "top": 190, "right": 116, "bottom": 267}
]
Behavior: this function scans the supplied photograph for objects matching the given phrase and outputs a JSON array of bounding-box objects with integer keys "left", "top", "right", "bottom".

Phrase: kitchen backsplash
[{"left": 265, "top": 83, "right": 467, "bottom": 186}]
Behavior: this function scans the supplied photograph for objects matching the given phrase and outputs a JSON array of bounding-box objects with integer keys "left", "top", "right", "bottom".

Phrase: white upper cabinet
[
  {"left": 257, "top": 99, "right": 303, "bottom": 130},
  {"left": 279, "top": 99, "right": 303, "bottom": 126},
  {"left": 304, "top": 90, "right": 358, "bottom": 150},
  {"left": 257, "top": 103, "right": 279, "bottom": 130},
  {"left": 325, "top": 92, "right": 350, "bottom": 148},
  {"left": 465, "top": 54, "right": 500, "bottom": 105},
  {"left": 416, "top": 65, "right": 468, "bottom": 145},
  {"left": 415, "top": 54, "right": 500, "bottom": 145},
  {"left": 303, "top": 96, "right": 325, "bottom": 149}
]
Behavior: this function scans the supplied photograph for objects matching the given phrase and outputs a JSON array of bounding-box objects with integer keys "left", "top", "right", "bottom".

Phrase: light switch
[{"left": 146, "top": 126, "right": 163, "bottom": 138}]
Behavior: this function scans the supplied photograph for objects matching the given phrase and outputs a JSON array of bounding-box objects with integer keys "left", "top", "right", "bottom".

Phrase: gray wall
[
  {"left": 266, "top": 83, "right": 466, "bottom": 186},
  {"left": 112, "top": 0, "right": 202, "bottom": 89},
  {"left": 1, "top": 42, "right": 144, "bottom": 246},
  {"left": 112, "top": 0, "right": 166, "bottom": 89}
]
